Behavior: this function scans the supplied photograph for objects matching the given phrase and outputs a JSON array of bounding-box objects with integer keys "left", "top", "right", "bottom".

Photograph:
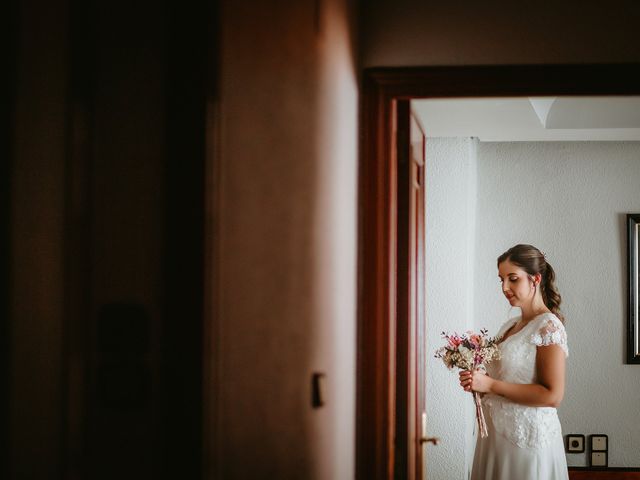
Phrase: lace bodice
[{"left": 484, "top": 313, "right": 568, "bottom": 449}]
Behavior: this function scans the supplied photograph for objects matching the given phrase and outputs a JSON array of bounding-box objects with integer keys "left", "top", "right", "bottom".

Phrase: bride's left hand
[{"left": 459, "top": 369, "right": 493, "bottom": 393}]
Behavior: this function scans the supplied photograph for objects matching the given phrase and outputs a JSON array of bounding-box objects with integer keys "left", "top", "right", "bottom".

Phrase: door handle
[{"left": 419, "top": 437, "right": 440, "bottom": 446}]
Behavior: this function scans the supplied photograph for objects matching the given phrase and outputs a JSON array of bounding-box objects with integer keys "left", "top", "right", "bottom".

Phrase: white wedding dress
[{"left": 470, "top": 312, "right": 569, "bottom": 480}]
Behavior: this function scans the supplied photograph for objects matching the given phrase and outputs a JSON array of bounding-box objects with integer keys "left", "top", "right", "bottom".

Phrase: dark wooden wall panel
[
  {"left": 1, "top": 0, "right": 18, "bottom": 477},
  {"left": 66, "top": 0, "right": 211, "bottom": 478},
  {"left": 9, "top": 1, "right": 215, "bottom": 478},
  {"left": 570, "top": 468, "right": 640, "bottom": 479}
]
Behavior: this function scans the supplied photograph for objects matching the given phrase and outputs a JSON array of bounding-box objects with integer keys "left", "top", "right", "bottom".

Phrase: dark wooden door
[
  {"left": 409, "top": 112, "right": 427, "bottom": 479},
  {"left": 395, "top": 101, "right": 428, "bottom": 480}
]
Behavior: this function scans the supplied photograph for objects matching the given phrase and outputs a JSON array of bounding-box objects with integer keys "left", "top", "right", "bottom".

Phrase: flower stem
[{"left": 473, "top": 392, "right": 488, "bottom": 438}]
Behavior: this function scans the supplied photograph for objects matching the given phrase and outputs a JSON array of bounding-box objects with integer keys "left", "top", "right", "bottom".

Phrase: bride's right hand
[
  {"left": 459, "top": 370, "right": 472, "bottom": 392},
  {"left": 459, "top": 369, "right": 491, "bottom": 393}
]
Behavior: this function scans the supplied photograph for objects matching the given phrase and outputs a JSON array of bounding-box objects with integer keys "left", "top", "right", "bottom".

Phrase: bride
[{"left": 459, "top": 244, "right": 569, "bottom": 480}]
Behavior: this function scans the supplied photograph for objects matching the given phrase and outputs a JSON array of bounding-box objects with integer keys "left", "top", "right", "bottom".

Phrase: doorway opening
[{"left": 356, "top": 64, "right": 640, "bottom": 480}]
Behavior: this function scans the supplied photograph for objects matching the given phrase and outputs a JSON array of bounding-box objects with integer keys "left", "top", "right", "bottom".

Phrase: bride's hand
[
  {"left": 459, "top": 369, "right": 493, "bottom": 393},
  {"left": 459, "top": 370, "right": 473, "bottom": 392}
]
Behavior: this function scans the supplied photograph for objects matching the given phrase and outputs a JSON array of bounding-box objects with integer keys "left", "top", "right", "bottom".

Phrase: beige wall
[
  {"left": 362, "top": 0, "right": 640, "bottom": 67},
  {"left": 216, "top": 0, "right": 358, "bottom": 478}
]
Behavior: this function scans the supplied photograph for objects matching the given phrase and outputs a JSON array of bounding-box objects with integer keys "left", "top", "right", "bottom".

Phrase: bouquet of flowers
[{"left": 434, "top": 328, "right": 501, "bottom": 438}]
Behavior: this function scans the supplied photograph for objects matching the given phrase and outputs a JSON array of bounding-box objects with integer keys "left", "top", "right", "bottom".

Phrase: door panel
[
  {"left": 410, "top": 113, "right": 427, "bottom": 479},
  {"left": 394, "top": 101, "right": 428, "bottom": 480},
  {"left": 395, "top": 99, "right": 411, "bottom": 479}
]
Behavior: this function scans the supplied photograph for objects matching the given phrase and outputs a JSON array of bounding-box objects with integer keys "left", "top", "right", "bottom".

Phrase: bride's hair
[{"left": 497, "top": 244, "right": 564, "bottom": 323}]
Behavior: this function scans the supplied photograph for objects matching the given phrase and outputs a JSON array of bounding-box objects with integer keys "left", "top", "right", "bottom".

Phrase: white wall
[
  {"left": 424, "top": 138, "right": 478, "bottom": 479},
  {"left": 216, "top": 1, "right": 358, "bottom": 478},
  {"left": 426, "top": 139, "right": 640, "bottom": 473},
  {"left": 474, "top": 141, "right": 640, "bottom": 467},
  {"left": 361, "top": 0, "right": 640, "bottom": 67}
]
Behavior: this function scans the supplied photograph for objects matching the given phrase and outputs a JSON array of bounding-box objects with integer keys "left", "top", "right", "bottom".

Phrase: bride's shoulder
[
  {"left": 534, "top": 311, "right": 564, "bottom": 329},
  {"left": 530, "top": 312, "right": 569, "bottom": 355}
]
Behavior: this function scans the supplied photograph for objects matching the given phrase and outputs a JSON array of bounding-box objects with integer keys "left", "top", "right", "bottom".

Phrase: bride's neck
[{"left": 520, "top": 298, "right": 550, "bottom": 323}]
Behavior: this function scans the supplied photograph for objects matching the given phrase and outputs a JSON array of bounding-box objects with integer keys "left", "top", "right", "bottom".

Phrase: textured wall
[
  {"left": 474, "top": 141, "right": 640, "bottom": 467},
  {"left": 361, "top": 0, "right": 640, "bottom": 67},
  {"left": 216, "top": 1, "right": 358, "bottom": 478},
  {"left": 426, "top": 140, "right": 640, "bottom": 474},
  {"left": 424, "top": 138, "right": 478, "bottom": 479}
]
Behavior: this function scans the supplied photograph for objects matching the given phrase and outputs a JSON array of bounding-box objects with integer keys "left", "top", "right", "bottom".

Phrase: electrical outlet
[{"left": 566, "top": 434, "right": 585, "bottom": 453}]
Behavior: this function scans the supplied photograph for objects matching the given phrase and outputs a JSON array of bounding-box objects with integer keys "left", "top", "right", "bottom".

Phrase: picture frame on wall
[{"left": 627, "top": 214, "right": 640, "bottom": 364}]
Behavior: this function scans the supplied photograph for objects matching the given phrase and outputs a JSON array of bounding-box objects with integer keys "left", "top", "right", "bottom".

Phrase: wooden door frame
[{"left": 356, "top": 64, "right": 640, "bottom": 480}]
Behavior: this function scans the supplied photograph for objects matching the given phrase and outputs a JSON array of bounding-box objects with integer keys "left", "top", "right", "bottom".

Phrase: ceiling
[{"left": 412, "top": 97, "right": 640, "bottom": 141}]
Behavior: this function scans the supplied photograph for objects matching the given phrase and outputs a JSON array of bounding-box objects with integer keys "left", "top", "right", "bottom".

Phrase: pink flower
[{"left": 468, "top": 334, "right": 482, "bottom": 348}]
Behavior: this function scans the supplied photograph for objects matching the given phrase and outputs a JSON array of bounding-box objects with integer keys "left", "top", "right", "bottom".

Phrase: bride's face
[{"left": 498, "top": 260, "right": 536, "bottom": 307}]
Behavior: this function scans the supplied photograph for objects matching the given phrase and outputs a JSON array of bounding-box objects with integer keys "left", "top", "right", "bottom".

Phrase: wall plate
[
  {"left": 566, "top": 434, "right": 585, "bottom": 453},
  {"left": 591, "top": 451, "right": 608, "bottom": 467},
  {"left": 591, "top": 434, "right": 608, "bottom": 452}
]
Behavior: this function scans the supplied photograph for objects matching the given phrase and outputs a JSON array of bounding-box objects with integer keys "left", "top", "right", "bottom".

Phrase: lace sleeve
[{"left": 530, "top": 315, "right": 568, "bottom": 357}]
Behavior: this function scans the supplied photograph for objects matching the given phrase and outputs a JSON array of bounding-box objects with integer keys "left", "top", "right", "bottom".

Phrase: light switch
[
  {"left": 592, "top": 435, "right": 607, "bottom": 451},
  {"left": 591, "top": 451, "right": 607, "bottom": 467},
  {"left": 312, "top": 373, "right": 326, "bottom": 408}
]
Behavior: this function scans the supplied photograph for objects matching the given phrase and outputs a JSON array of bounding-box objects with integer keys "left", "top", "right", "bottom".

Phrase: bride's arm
[{"left": 460, "top": 345, "right": 566, "bottom": 408}]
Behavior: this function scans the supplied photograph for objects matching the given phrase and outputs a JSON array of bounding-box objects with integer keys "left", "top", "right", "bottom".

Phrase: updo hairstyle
[{"left": 497, "top": 244, "right": 564, "bottom": 323}]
